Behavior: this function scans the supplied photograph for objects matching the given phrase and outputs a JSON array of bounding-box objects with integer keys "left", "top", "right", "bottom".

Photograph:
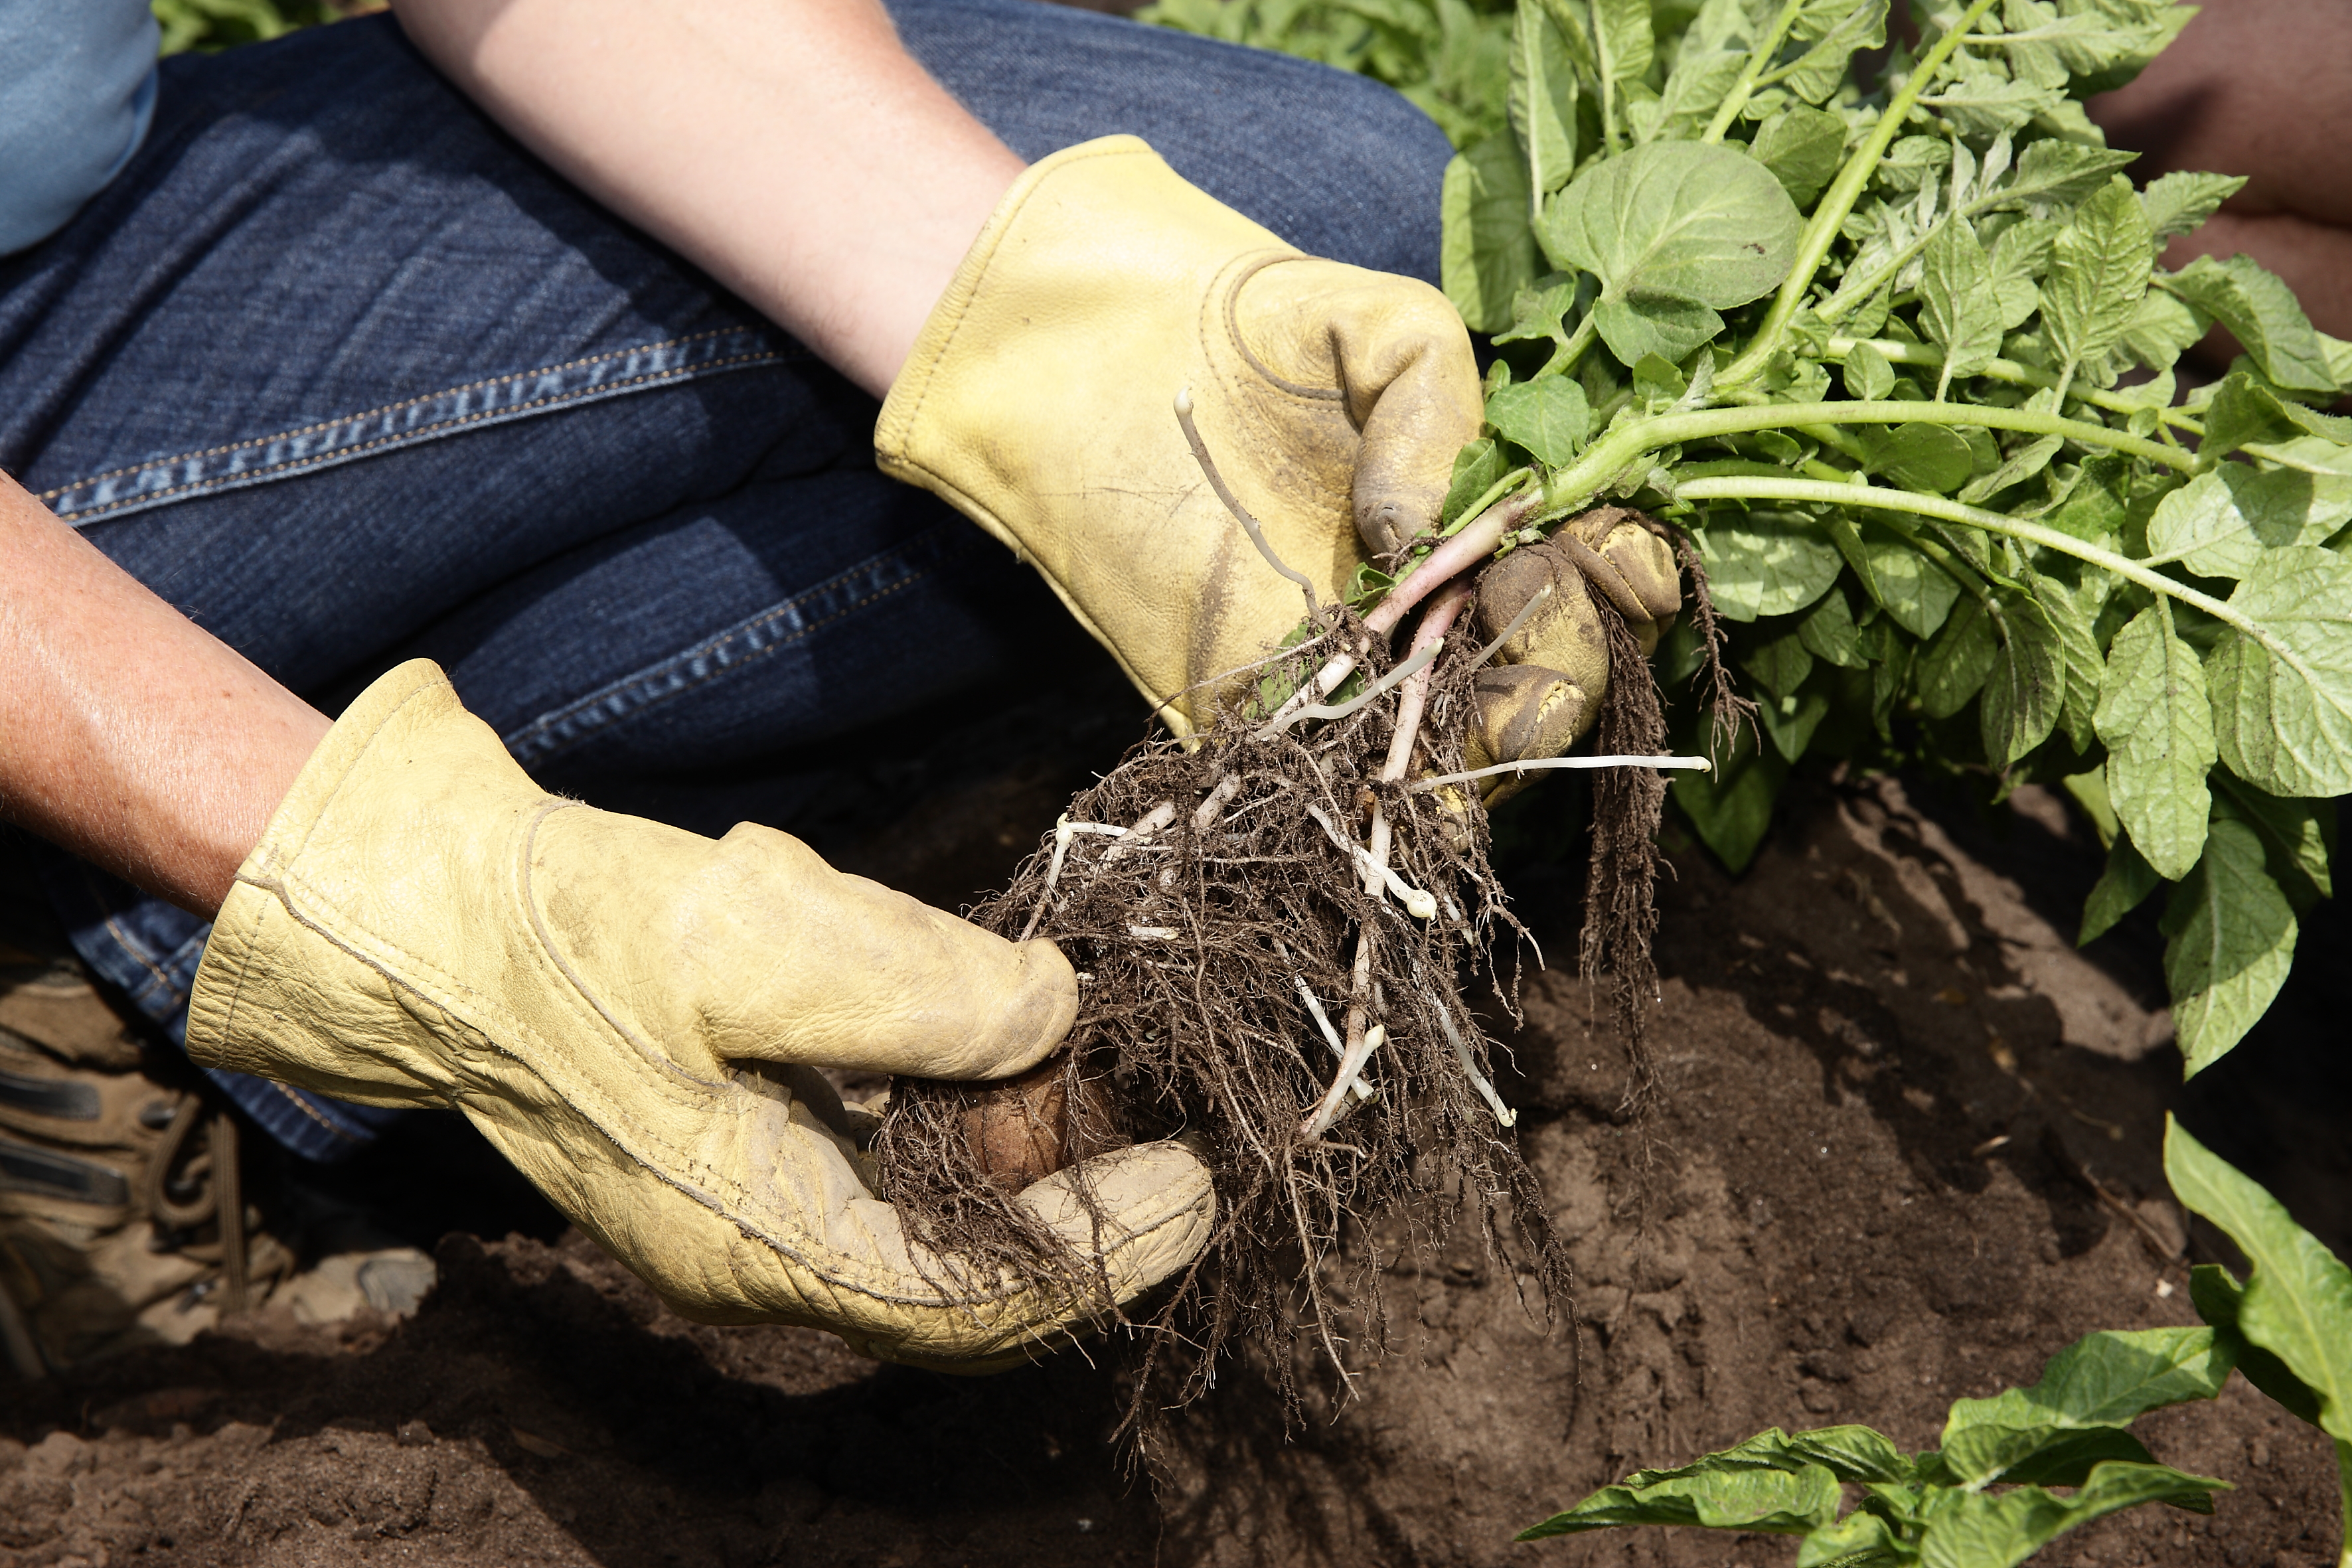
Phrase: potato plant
[{"left": 1144, "top": 0, "right": 2352, "bottom": 1556}]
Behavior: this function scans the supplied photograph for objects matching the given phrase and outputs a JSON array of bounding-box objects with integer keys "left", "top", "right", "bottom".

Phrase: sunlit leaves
[
  {"left": 2140, "top": 171, "right": 2244, "bottom": 247},
  {"left": 2163, "top": 254, "right": 2337, "bottom": 394},
  {"left": 1693, "top": 509, "right": 1843, "bottom": 621},
  {"left": 1538, "top": 140, "right": 1801, "bottom": 365},
  {"left": 1522, "top": 1322, "right": 2231, "bottom": 1563},
  {"left": 2168, "top": 1119, "right": 2352, "bottom": 1448},
  {"left": 1919, "top": 220, "right": 2004, "bottom": 398},
  {"left": 2160, "top": 817, "right": 2296, "bottom": 1075},
  {"left": 2095, "top": 603, "right": 2215, "bottom": 878},
  {"left": 2205, "top": 546, "right": 2352, "bottom": 797},
  {"left": 2042, "top": 177, "right": 2153, "bottom": 386},
  {"left": 1508, "top": 0, "right": 1580, "bottom": 199},
  {"left": 1441, "top": 138, "right": 1539, "bottom": 333}
]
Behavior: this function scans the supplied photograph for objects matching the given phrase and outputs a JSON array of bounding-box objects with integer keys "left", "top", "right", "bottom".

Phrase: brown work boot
[{"left": 0, "top": 931, "right": 294, "bottom": 1375}]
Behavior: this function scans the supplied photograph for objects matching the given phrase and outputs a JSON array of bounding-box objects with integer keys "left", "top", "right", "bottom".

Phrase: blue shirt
[{"left": 1, "top": 0, "right": 159, "bottom": 253}]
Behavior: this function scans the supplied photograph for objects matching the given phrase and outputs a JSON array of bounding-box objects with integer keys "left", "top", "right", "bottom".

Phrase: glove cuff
[
  {"left": 186, "top": 659, "right": 519, "bottom": 1106},
  {"left": 873, "top": 136, "right": 1299, "bottom": 735}
]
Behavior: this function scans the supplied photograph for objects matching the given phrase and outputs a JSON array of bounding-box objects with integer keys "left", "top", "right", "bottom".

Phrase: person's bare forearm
[
  {"left": 0, "top": 476, "right": 329, "bottom": 917},
  {"left": 392, "top": 0, "right": 1026, "bottom": 398}
]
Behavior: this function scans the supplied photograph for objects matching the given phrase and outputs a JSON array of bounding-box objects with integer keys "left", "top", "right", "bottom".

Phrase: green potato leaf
[
  {"left": 1590, "top": 0, "right": 1651, "bottom": 84},
  {"left": 2094, "top": 603, "right": 2216, "bottom": 879},
  {"left": 2120, "top": 287, "right": 2207, "bottom": 375},
  {"left": 1743, "top": 629, "right": 1816, "bottom": 701},
  {"left": 1484, "top": 376, "right": 1591, "bottom": 466},
  {"left": 2166, "top": 1118, "right": 2352, "bottom": 1447},
  {"left": 1919, "top": 593, "right": 1997, "bottom": 719},
  {"left": 1538, "top": 139, "right": 1802, "bottom": 366},
  {"left": 1913, "top": 1462, "right": 2227, "bottom": 1568},
  {"left": 2193, "top": 1263, "right": 2332, "bottom": 1431},
  {"left": 1828, "top": 515, "right": 1961, "bottom": 639},
  {"left": 1441, "top": 138, "right": 1539, "bottom": 334},
  {"left": 1508, "top": 0, "right": 1580, "bottom": 200},
  {"left": 2211, "top": 775, "right": 2335, "bottom": 905},
  {"left": 2140, "top": 170, "right": 2245, "bottom": 247},
  {"left": 1985, "top": 139, "right": 2140, "bottom": 214},
  {"left": 1672, "top": 711, "right": 1788, "bottom": 872},
  {"left": 1798, "top": 583, "right": 1866, "bottom": 668},
  {"left": 2031, "top": 563, "right": 2106, "bottom": 750},
  {"left": 2160, "top": 817, "right": 2297, "bottom": 1076},
  {"left": 2143, "top": 465, "right": 2352, "bottom": 582},
  {"left": 1597, "top": 293, "right": 1727, "bottom": 364},
  {"left": 1758, "top": 684, "right": 1833, "bottom": 761},
  {"left": 1956, "top": 434, "right": 2061, "bottom": 505},
  {"left": 1982, "top": 590, "right": 2066, "bottom": 768},
  {"left": 2163, "top": 254, "right": 2337, "bottom": 394},
  {"left": 1694, "top": 508, "right": 1844, "bottom": 621},
  {"left": 1774, "top": 0, "right": 1887, "bottom": 105},
  {"left": 1519, "top": 1462, "right": 1841, "bottom": 1538},
  {"left": 1439, "top": 436, "right": 1506, "bottom": 528},
  {"left": 2042, "top": 177, "right": 2154, "bottom": 383},
  {"left": 1841, "top": 339, "right": 1897, "bottom": 402},
  {"left": 2205, "top": 545, "right": 2352, "bottom": 797},
  {"left": 1750, "top": 106, "right": 1847, "bottom": 208},
  {"left": 2080, "top": 834, "right": 2161, "bottom": 945},
  {"left": 1919, "top": 68, "right": 2063, "bottom": 138},
  {"left": 1940, "top": 1328, "right": 2234, "bottom": 1468},
  {"left": 1919, "top": 220, "right": 2005, "bottom": 397},
  {"left": 1859, "top": 423, "right": 1975, "bottom": 494}
]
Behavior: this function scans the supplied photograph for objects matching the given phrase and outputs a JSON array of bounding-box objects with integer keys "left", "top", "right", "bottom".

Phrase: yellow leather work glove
[
  {"left": 876, "top": 135, "right": 1484, "bottom": 738},
  {"left": 184, "top": 661, "right": 1213, "bottom": 1371},
  {"left": 1464, "top": 508, "right": 1682, "bottom": 787}
]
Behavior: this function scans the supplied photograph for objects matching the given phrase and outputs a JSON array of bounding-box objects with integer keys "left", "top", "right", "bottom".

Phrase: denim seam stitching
[
  {"left": 509, "top": 537, "right": 951, "bottom": 761},
  {"left": 47, "top": 349, "right": 792, "bottom": 523},
  {"left": 258, "top": 1079, "right": 362, "bottom": 1142},
  {"left": 39, "top": 327, "right": 781, "bottom": 497}
]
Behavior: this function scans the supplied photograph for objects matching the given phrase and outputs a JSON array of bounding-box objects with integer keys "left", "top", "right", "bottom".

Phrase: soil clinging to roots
[{"left": 872, "top": 508, "right": 1743, "bottom": 1437}]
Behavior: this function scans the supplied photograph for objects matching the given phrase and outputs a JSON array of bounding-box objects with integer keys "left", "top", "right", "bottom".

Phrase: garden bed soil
[{"left": 3, "top": 682, "right": 2345, "bottom": 1567}]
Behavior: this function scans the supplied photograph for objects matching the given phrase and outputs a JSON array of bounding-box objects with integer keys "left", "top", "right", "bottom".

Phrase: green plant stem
[
  {"left": 1718, "top": 0, "right": 2004, "bottom": 390},
  {"left": 1440, "top": 468, "right": 1534, "bottom": 541},
  {"left": 1666, "top": 475, "right": 2302, "bottom": 672},
  {"left": 1594, "top": 22, "right": 1624, "bottom": 153},
  {"left": 1826, "top": 337, "right": 2205, "bottom": 432},
  {"left": 1700, "top": 0, "right": 1809, "bottom": 143},
  {"left": 1539, "top": 313, "right": 1601, "bottom": 380},
  {"left": 1539, "top": 398, "right": 2191, "bottom": 516}
]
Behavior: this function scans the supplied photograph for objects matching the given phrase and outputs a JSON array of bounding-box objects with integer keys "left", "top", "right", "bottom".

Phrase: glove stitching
[
  {"left": 214, "top": 666, "right": 1213, "bottom": 1336},
  {"left": 516, "top": 799, "right": 730, "bottom": 1093},
  {"left": 1219, "top": 252, "right": 1348, "bottom": 405},
  {"left": 242, "top": 860, "right": 1052, "bottom": 1316},
  {"left": 879, "top": 138, "right": 1154, "bottom": 473}
]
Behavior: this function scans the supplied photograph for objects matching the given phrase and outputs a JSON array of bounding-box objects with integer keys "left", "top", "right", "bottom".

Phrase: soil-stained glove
[
  {"left": 1464, "top": 508, "right": 1682, "bottom": 786},
  {"left": 876, "top": 135, "right": 1483, "bottom": 738},
  {"left": 185, "top": 661, "right": 1213, "bottom": 1371}
]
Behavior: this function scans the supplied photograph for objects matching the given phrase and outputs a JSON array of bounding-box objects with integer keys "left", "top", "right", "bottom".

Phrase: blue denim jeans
[{"left": 0, "top": 3, "right": 1452, "bottom": 1161}]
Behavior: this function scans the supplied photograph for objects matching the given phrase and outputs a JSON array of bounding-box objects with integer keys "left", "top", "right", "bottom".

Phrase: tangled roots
[{"left": 872, "top": 615, "right": 1561, "bottom": 1431}]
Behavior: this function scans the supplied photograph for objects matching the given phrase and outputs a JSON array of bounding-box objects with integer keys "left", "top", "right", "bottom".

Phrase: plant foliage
[
  {"left": 1518, "top": 1325, "right": 2234, "bottom": 1565},
  {"left": 151, "top": 0, "right": 362, "bottom": 56},
  {"left": 1148, "top": 0, "right": 2345, "bottom": 1088}
]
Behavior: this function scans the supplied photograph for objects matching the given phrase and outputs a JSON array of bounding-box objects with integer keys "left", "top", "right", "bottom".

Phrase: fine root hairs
[{"left": 872, "top": 598, "right": 1563, "bottom": 1438}]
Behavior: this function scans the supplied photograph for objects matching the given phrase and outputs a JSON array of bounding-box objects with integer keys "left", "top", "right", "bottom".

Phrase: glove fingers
[
  {"left": 1228, "top": 260, "right": 1483, "bottom": 558},
  {"left": 1466, "top": 663, "right": 1600, "bottom": 773},
  {"left": 829, "top": 1139, "right": 1217, "bottom": 1373},
  {"left": 1563, "top": 510, "right": 1684, "bottom": 641},
  {"left": 540, "top": 814, "right": 1078, "bottom": 1083}
]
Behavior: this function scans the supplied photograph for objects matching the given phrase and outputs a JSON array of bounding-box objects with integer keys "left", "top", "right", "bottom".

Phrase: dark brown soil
[{"left": 3, "top": 676, "right": 2345, "bottom": 1565}]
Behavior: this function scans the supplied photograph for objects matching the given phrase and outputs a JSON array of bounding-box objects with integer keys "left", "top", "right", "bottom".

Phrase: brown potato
[{"left": 955, "top": 1056, "right": 1081, "bottom": 1191}]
